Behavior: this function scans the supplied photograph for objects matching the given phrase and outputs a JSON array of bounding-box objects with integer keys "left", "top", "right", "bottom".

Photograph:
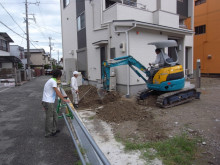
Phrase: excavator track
[
  {"left": 156, "top": 87, "right": 200, "bottom": 108},
  {"left": 136, "top": 87, "right": 200, "bottom": 108}
]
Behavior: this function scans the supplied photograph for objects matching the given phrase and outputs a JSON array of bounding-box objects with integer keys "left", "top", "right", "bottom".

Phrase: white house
[
  {"left": 60, "top": 0, "right": 194, "bottom": 96},
  {"left": 10, "top": 45, "right": 27, "bottom": 69}
]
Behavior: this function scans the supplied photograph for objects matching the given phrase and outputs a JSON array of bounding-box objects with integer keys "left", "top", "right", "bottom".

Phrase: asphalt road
[{"left": 0, "top": 76, "right": 79, "bottom": 165}]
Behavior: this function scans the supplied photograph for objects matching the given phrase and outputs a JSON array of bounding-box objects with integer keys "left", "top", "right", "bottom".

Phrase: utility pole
[
  {"left": 25, "top": 0, "right": 39, "bottom": 80},
  {"left": 49, "top": 37, "right": 52, "bottom": 57},
  {"left": 25, "top": 0, "right": 31, "bottom": 80},
  {"left": 57, "top": 50, "right": 59, "bottom": 64}
]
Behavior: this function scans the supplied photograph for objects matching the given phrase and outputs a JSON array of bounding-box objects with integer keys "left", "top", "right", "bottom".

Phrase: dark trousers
[{"left": 42, "top": 102, "right": 58, "bottom": 136}]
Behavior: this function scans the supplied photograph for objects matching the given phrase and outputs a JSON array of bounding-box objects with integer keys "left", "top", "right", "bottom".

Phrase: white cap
[{"left": 73, "top": 71, "right": 79, "bottom": 75}]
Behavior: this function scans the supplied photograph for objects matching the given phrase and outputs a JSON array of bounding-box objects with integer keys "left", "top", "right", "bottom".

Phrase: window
[
  {"left": 0, "top": 39, "right": 8, "bottom": 52},
  {"left": 110, "top": 48, "right": 115, "bottom": 59},
  {"left": 195, "top": 0, "right": 206, "bottom": 6},
  {"left": 77, "top": 12, "right": 85, "bottom": 31},
  {"left": 63, "top": 0, "right": 69, "bottom": 8},
  {"left": 195, "top": 25, "right": 206, "bottom": 35}
]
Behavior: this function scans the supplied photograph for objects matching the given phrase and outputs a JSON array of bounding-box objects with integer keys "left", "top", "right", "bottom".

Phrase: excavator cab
[
  {"left": 148, "top": 40, "right": 179, "bottom": 66},
  {"left": 147, "top": 40, "right": 185, "bottom": 92}
]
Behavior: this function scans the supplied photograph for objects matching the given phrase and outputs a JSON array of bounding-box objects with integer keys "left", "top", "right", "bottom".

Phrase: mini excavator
[{"left": 101, "top": 40, "right": 200, "bottom": 108}]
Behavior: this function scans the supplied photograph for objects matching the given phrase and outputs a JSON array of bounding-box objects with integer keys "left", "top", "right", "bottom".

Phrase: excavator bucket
[{"left": 97, "top": 88, "right": 107, "bottom": 99}]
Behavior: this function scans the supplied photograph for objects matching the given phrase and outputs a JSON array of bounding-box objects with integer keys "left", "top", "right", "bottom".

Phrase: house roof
[
  {"left": 0, "top": 32, "right": 14, "bottom": 42},
  {"left": 0, "top": 56, "right": 21, "bottom": 63},
  {"left": 113, "top": 20, "right": 194, "bottom": 35}
]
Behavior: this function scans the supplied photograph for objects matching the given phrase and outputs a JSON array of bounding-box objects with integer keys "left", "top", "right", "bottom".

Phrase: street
[{"left": 0, "top": 76, "right": 79, "bottom": 165}]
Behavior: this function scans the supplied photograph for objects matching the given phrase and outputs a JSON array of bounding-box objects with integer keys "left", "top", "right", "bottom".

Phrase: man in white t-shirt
[
  {"left": 71, "top": 71, "right": 79, "bottom": 108},
  {"left": 42, "top": 69, "right": 69, "bottom": 138}
]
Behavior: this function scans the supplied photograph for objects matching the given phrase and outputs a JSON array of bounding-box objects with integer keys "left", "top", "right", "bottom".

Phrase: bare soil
[{"left": 65, "top": 77, "right": 220, "bottom": 165}]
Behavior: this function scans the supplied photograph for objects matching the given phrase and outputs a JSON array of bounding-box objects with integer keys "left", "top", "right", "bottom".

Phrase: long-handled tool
[{"left": 78, "top": 87, "right": 93, "bottom": 103}]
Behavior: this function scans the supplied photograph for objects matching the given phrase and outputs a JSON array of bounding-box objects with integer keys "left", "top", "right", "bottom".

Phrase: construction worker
[
  {"left": 148, "top": 49, "right": 170, "bottom": 83},
  {"left": 149, "top": 48, "right": 170, "bottom": 67},
  {"left": 42, "top": 69, "right": 70, "bottom": 138},
  {"left": 71, "top": 71, "right": 79, "bottom": 108}
]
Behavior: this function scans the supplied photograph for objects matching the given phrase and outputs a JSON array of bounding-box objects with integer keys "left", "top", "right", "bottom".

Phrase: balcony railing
[{"left": 121, "top": 0, "right": 146, "bottom": 9}]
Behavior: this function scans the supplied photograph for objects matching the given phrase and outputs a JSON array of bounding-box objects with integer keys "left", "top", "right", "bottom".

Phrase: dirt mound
[
  {"left": 78, "top": 85, "right": 101, "bottom": 108},
  {"left": 96, "top": 100, "right": 153, "bottom": 123},
  {"left": 96, "top": 99, "right": 166, "bottom": 142},
  {"left": 65, "top": 85, "right": 122, "bottom": 108},
  {"left": 102, "top": 91, "right": 121, "bottom": 104},
  {"left": 65, "top": 85, "right": 167, "bottom": 142}
]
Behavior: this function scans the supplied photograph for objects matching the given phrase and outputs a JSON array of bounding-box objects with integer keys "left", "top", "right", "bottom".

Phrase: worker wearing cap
[
  {"left": 149, "top": 48, "right": 170, "bottom": 67},
  {"left": 71, "top": 71, "right": 79, "bottom": 108}
]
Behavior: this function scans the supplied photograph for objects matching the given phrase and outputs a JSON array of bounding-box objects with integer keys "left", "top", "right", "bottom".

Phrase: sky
[{"left": 0, "top": 0, "right": 62, "bottom": 61}]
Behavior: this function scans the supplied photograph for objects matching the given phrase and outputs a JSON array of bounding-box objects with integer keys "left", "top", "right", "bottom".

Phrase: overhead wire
[
  {"left": 0, "top": 1, "right": 40, "bottom": 49},
  {"left": 0, "top": 0, "right": 62, "bottom": 55},
  {"left": 0, "top": 2, "right": 26, "bottom": 34},
  {"left": 0, "top": 21, "right": 39, "bottom": 49}
]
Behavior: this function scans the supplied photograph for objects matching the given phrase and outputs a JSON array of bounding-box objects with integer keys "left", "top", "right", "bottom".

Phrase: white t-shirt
[
  {"left": 42, "top": 78, "right": 57, "bottom": 103},
  {"left": 71, "top": 76, "right": 78, "bottom": 91}
]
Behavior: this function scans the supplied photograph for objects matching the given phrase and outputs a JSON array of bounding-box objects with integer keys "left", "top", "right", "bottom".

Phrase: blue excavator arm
[{"left": 102, "top": 55, "right": 150, "bottom": 90}]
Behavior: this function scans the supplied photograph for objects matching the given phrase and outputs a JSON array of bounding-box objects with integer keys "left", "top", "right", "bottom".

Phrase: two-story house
[
  {"left": 0, "top": 32, "right": 22, "bottom": 87},
  {"left": 24, "top": 49, "right": 50, "bottom": 68},
  {"left": 60, "top": 0, "right": 194, "bottom": 96},
  {"left": 0, "top": 32, "right": 21, "bottom": 69},
  {"left": 10, "top": 45, "right": 27, "bottom": 69}
]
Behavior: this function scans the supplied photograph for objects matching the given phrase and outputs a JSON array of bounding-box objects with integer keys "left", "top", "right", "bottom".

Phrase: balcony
[
  {"left": 103, "top": 2, "right": 153, "bottom": 24},
  {"left": 103, "top": 1, "right": 179, "bottom": 28}
]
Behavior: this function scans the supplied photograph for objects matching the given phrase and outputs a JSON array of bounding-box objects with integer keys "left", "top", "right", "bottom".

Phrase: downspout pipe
[{"left": 114, "top": 23, "right": 136, "bottom": 97}]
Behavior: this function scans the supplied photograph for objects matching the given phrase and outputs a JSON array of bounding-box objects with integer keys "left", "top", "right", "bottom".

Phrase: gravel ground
[{"left": 66, "top": 77, "right": 220, "bottom": 165}]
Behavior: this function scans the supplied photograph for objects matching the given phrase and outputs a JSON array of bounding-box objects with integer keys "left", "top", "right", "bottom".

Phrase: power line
[
  {"left": 0, "top": 2, "right": 26, "bottom": 34},
  {"left": 0, "top": 21, "right": 25, "bottom": 39},
  {"left": 0, "top": 21, "right": 39, "bottom": 49}
]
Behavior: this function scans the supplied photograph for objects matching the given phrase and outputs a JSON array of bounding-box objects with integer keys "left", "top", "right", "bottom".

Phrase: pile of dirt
[
  {"left": 65, "top": 85, "right": 167, "bottom": 142},
  {"left": 96, "top": 99, "right": 166, "bottom": 142},
  {"left": 78, "top": 85, "right": 101, "bottom": 108},
  {"left": 96, "top": 100, "right": 153, "bottom": 123},
  {"left": 65, "top": 85, "right": 122, "bottom": 108},
  {"left": 102, "top": 91, "right": 121, "bottom": 104}
]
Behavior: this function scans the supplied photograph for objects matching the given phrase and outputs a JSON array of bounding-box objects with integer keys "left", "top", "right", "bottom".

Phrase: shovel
[{"left": 78, "top": 87, "right": 92, "bottom": 103}]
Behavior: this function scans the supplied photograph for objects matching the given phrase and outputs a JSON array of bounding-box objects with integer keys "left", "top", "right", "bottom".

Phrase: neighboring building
[
  {"left": 10, "top": 45, "right": 27, "bottom": 68},
  {"left": 49, "top": 58, "right": 57, "bottom": 67},
  {"left": 193, "top": 0, "right": 220, "bottom": 74},
  {"left": 0, "top": 32, "right": 12, "bottom": 56},
  {"left": 0, "top": 32, "right": 21, "bottom": 69},
  {"left": 60, "top": 0, "right": 194, "bottom": 95},
  {"left": 24, "top": 49, "right": 49, "bottom": 68},
  {"left": 0, "top": 33, "right": 22, "bottom": 87}
]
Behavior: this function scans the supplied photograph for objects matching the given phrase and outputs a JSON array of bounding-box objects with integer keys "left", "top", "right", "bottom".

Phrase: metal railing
[
  {"left": 121, "top": 0, "right": 146, "bottom": 9},
  {"left": 60, "top": 87, "right": 111, "bottom": 165}
]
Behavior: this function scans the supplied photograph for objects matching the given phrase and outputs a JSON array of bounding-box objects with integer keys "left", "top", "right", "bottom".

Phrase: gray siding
[
  {"left": 76, "top": 0, "right": 85, "bottom": 16},
  {"left": 177, "top": 0, "right": 188, "bottom": 18},
  {"left": 76, "top": 0, "right": 87, "bottom": 49},
  {"left": 77, "top": 28, "right": 87, "bottom": 49}
]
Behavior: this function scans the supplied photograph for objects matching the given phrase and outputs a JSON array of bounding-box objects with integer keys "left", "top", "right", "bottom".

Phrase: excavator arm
[{"left": 102, "top": 55, "right": 150, "bottom": 90}]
